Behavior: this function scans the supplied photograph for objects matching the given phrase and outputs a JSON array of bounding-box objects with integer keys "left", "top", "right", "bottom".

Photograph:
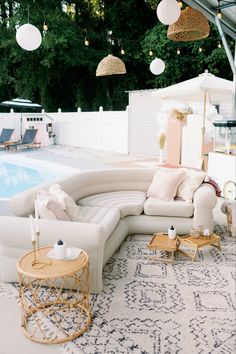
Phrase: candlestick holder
[
  {"left": 36, "top": 231, "right": 40, "bottom": 250},
  {"left": 31, "top": 233, "right": 51, "bottom": 269}
]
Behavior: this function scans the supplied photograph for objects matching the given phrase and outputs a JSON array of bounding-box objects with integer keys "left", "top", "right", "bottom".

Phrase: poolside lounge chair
[
  {"left": 6, "top": 129, "right": 40, "bottom": 151},
  {"left": 0, "top": 128, "right": 14, "bottom": 147}
]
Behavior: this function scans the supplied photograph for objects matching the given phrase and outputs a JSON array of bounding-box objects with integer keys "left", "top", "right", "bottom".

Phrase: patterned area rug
[
  {"left": 61, "top": 224, "right": 235, "bottom": 354},
  {"left": 1, "top": 224, "right": 235, "bottom": 353}
]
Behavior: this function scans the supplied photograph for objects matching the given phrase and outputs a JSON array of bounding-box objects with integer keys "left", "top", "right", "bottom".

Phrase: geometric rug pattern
[
  {"left": 59, "top": 224, "right": 235, "bottom": 354},
  {"left": 1, "top": 224, "right": 235, "bottom": 354}
]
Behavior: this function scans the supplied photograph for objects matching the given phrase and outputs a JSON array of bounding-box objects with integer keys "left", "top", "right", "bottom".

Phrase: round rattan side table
[{"left": 16, "top": 246, "right": 91, "bottom": 344}]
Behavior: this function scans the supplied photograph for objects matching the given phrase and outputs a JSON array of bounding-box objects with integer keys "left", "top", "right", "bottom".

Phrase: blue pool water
[{"left": 0, "top": 161, "right": 66, "bottom": 198}]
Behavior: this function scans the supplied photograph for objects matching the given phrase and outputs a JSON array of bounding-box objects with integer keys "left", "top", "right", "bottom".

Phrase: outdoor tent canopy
[{"left": 183, "top": 0, "right": 236, "bottom": 119}]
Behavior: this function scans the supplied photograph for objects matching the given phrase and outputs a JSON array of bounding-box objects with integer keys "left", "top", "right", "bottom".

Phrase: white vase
[
  {"left": 54, "top": 240, "right": 67, "bottom": 259},
  {"left": 168, "top": 226, "right": 176, "bottom": 240}
]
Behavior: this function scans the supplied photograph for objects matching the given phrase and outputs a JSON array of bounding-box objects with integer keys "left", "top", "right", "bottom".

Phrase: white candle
[
  {"left": 34, "top": 200, "right": 39, "bottom": 233},
  {"left": 29, "top": 215, "right": 35, "bottom": 242}
]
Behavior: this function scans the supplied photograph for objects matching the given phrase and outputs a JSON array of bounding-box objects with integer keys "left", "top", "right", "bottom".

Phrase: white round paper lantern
[
  {"left": 157, "top": 0, "right": 181, "bottom": 25},
  {"left": 150, "top": 58, "right": 165, "bottom": 75},
  {"left": 16, "top": 24, "right": 42, "bottom": 51}
]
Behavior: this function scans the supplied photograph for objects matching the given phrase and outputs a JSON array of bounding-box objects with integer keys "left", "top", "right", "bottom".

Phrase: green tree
[{"left": 0, "top": 0, "right": 234, "bottom": 111}]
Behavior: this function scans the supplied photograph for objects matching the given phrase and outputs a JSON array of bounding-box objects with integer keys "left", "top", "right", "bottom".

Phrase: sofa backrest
[{"left": 10, "top": 168, "right": 156, "bottom": 217}]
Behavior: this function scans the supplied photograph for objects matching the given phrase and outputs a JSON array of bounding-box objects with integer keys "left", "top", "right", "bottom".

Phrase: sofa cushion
[
  {"left": 37, "top": 189, "right": 70, "bottom": 221},
  {"left": 177, "top": 169, "right": 205, "bottom": 202},
  {"left": 144, "top": 197, "right": 194, "bottom": 217},
  {"left": 79, "top": 191, "right": 146, "bottom": 218},
  {"left": 78, "top": 206, "right": 120, "bottom": 239},
  {"left": 49, "top": 184, "right": 80, "bottom": 221},
  {"left": 147, "top": 168, "right": 185, "bottom": 201}
]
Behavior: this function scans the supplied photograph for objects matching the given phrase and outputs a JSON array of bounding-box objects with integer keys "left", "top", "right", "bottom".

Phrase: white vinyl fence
[{"left": 0, "top": 107, "right": 128, "bottom": 154}]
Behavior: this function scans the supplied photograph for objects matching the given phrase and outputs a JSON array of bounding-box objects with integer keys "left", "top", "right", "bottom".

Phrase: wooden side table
[
  {"left": 147, "top": 233, "right": 178, "bottom": 264},
  {"left": 176, "top": 233, "right": 221, "bottom": 261},
  {"left": 16, "top": 246, "right": 91, "bottom": 344}
]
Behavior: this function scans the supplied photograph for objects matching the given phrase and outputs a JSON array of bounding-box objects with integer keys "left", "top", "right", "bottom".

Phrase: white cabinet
[{"left": 208, "top": 152, "right": 236, "bottom": 197}]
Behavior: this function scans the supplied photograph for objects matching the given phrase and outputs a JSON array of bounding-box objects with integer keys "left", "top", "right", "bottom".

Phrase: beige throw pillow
[
  {"left": 147, "top": 168, "right": 185, "bottom": 201},
  {"left": 37, "top": 189, "right": 70, "bottom": 221},
  {"left": 177, "top": 169, "right": 205, "bottom": 202},
  {"left": 49, "top": 184, "right": 80, "bottom": 221}
]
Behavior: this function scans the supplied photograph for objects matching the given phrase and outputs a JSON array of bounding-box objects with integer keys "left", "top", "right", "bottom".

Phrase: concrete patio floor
[{"left": 0, "top": 144, "right": 158, "bottom": 169}]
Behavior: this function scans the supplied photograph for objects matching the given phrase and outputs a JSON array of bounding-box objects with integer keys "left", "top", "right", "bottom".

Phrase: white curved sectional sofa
[{"left": 0, "top": 168, "right": 217, "bottom": 293}]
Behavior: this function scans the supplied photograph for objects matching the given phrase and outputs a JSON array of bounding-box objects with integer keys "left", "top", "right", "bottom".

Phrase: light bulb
[
  {"left": 177, "top": 48, "right": 180, "bottom": 55},
  {"left": 217, "top": 10, "right": 222, "bottom": 19},
  {"left": 43, "top": 22, "right": 48, "bottom": 31},
  {"left": 218, "top": 43, "right": 222, "bottom": 48},
  {"left": 178, "top": 1, "right": 183, "bottom": 8},
  {"left": 198, "top": 47, "right": 203, "bottom": 53},
  {"left": 84, "top": 38, "right": 89, "bottom": 46},
  {"left": 121, "top": 48, "right": 125, "bottom": 55},
  {"left": 149, "top": 50, "right": 153, "bottom": 56}
]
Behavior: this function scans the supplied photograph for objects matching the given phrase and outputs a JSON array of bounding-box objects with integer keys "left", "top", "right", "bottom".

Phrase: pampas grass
[{"left": 158, "top": 132, "right": 166, "bottom": 149}]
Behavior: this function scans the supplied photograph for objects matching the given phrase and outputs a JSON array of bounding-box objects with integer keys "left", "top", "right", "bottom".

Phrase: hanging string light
[
  {"left": 43, "top": 21, "right": 48, "bottom": 31},
  {"left": 83, "top": 29, "right": 89, "bottom": 46},
  {"left": 121, "top": 47, "right": 125, "bottom": 55},
  {"left": 217, "top": 0, "right": 222, "bottom": 19},
  {"left": 178, "top": 1, "right": 183, "bottom": 8},
  {"left": 198, "top": 47, "right": 203, "bottom": 53},
  {"left": 149, "top": 50, "right": 153, "bottom": 56},
  {"left": 177, "top": 48, "right": 181, "bottom": 55},
  {"left": 218, "top": 42, "right": 222, "bottom": 48}
]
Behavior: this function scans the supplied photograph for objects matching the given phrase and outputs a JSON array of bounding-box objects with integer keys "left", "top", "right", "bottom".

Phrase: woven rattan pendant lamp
[
  {"left": 167, "top": 6, "right": 210, "bottom": 41},
  {"left": 96, "top": 54, "right": 126, "bottom": 77}
]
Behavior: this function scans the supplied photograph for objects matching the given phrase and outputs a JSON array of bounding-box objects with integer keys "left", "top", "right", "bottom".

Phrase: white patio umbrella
[
  {"left": 157, "top": 71, "right": 233, "bottom": 102},
  {"left": 155, "top": 71, "right": 234, "bottom": 157},
  {"left": 0, "top": 98, "right": 42, "bottom": 138}
]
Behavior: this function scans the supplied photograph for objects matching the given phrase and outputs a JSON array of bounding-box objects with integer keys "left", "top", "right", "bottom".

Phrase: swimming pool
[{"left": 0, "top": 156, "right": 77, "bottom": 199}]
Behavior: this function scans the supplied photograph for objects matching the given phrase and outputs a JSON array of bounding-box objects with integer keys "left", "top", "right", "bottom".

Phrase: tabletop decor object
[{"left": 29, "top": 208, "right": 51, "bottom": 269}]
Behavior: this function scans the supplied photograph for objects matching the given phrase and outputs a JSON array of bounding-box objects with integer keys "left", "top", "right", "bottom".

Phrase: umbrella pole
[
  {"left": 20, "top": 111, "right": 23, "bottom": 139},
  {"left": 199, "top": 92, "right": 207, "bottom": 170}
]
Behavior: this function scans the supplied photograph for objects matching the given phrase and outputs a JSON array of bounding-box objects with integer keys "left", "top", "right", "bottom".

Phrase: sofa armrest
[
  {"left": 193, "top": 184, "right": 217, "bottom": 231},
  {"left": 0, "top": 216, "right": 104, "bottom": 293}
]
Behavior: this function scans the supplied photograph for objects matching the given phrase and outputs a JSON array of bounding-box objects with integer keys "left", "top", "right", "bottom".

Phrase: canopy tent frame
[
  {"left": 183, "top": 0, "right": 236, "bottom": 39},
  {"left": 183, "top": 0, "right": 236, "bottom": 119}
]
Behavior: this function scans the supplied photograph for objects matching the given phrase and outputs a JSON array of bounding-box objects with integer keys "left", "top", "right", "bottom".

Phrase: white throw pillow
[
  {"left": 37, "top": 189, "right": 70, "bottom": 221},
  {"left": 49, "top": 184, "right": 80, "bottom": 221},
  {"left": 147, "top": 168, "right": 185, "bottom": 201},
  {"left": 177, "top": 169, "right": 205, "bottom": 202}
]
